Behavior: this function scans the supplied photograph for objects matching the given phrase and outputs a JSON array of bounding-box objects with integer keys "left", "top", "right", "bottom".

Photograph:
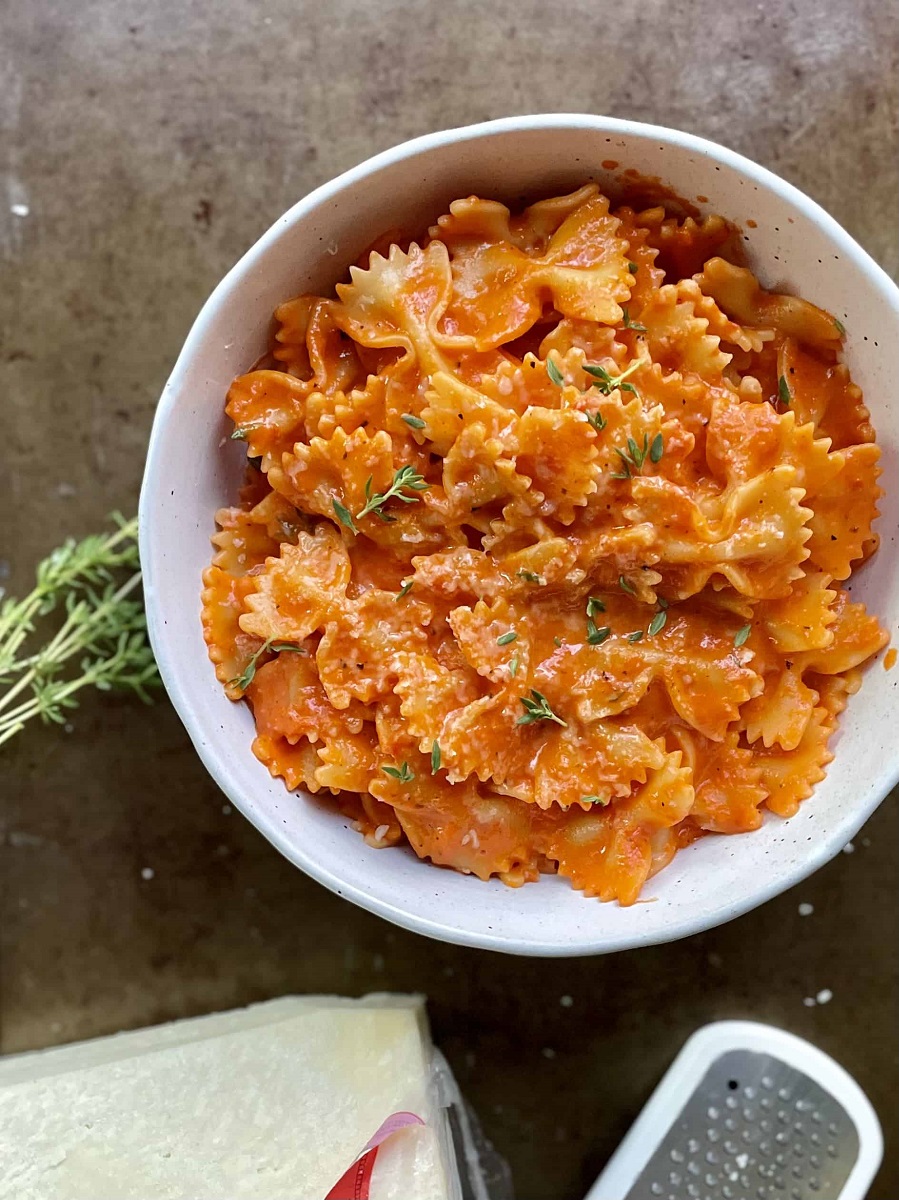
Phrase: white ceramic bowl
[{"left": 140, "top": 115, "right": 899, "bottom": 956}]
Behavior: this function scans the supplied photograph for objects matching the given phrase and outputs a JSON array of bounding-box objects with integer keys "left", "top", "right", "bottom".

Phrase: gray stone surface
[{"left": 1, "top": 2, "right": 897, "bottom": 1196}]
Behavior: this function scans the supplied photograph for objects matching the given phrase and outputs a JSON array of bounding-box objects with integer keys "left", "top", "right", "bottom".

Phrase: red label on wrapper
[{"left": 325, "top": 1112, "right": 425, "bottom": 1200}]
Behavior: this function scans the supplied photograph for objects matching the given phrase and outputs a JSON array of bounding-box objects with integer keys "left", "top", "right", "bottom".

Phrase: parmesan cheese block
[{"left": 0, "top": 995, "right": 455, "bottom": 1200}]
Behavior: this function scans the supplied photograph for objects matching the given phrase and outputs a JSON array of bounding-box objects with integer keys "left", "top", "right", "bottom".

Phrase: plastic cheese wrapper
[{"left": 0, "top": 994, "right": 511, "bottom": 1200}]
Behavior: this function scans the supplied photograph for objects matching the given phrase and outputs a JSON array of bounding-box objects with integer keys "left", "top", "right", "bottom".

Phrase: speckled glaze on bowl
[{"left": 140, "top": 115, "right": 899, "bottom": 956}]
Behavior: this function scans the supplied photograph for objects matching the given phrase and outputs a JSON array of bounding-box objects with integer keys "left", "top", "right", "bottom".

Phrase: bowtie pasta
[{"left": 202, "top": 185, "right": 887, "bottom": 905}]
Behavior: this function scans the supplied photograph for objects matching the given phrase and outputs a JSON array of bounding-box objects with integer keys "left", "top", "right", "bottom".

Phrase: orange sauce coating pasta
[{"left": 202, "top": 185, "right": 887, "bottom": 905}]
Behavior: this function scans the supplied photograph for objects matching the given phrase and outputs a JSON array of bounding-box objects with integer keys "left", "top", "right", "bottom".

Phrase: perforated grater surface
[{"left": 586, "top": 1022, "right": 882, "bottom": 1200}]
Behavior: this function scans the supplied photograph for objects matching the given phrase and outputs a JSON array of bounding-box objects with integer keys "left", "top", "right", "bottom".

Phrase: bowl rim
[{"left": 140, "top": 113, "right": 899, "bottom": 956}]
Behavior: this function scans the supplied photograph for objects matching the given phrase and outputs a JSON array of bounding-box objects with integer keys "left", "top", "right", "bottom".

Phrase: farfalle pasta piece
[
  {"left": 272, "top": 295, "right": 317, "bottom": 377},
  {"left": 778, "top": 339, "right": 875, "bottom": 450},
  {"left": 374, "top": 774, "right": 543, "bottom": 886},
  {"left": 429, "top": 196, "right": 522, "bottom": 253},
  {"left": 202, "top": 492, "right": 306, "bottom": 696},
  {"left": 409, "top": 547, "right": 509, "bottom": 603},
  {"left": 393, "top": 650, "right": 482, "bottom": 745},
  {"left": 253, "top": 733, "right": 324, "bottom": 793},
  {"left": 530, "top": 721, "right": 668, "bottom": 808},
  {"left": 239, "top": 525, "right": 351, "bottom": 642},
  {"left": 634, "top": 207, "right": 734, "bottom": 280},
  {"left": 205, "top": 184, "right": 887, "bottom": 905},
  {"left": 421, "top": 370, "right": 518, "bottom": 456},
  {"left": 790, "top": 589, "right": 888, "bottom": 676},
  {"left": 695, "top": 257, "right": 843, "bottom": 352},
  {"left": 638, "top": 282, "right": 732, "bottom": 379},
  {"left": 434, "top": 185, "right": 602, "bottom": 254},
  {"left": 436, "top": 693, "right": 531, "bottom": 792},
  {"left": 316, "top": 590, "right": 432, "bottom": 708},
  {"left": 671, "top": 729, "right": 767, "bottom": 833},
  {"left": 334, "top": 240, "right": 470, "bottom": 374},
  {"left": 201, "top": 569, "right": 266, "bottom": 699},
  {"left": 534, "top": 606, "right": 761, "bottom": 741},
  {"left": 273, "top": 297, "right": 370, "bottom": 392},
  {"left": 705, "top": 397, "right": 844, "bottom": 497},
  {"left": 610, "top": 207, "right": 666, "bottom": 303},
  {"left": 544, "top": 753, "right": 694, "bottom": 905},
  {"left": 511, "top": 406, "right": 599, "bottom": 522},
  {"left": 209, "top": 498, "right": 297, "bottom": 577},
  {"left": 301, "top": 375, "right": 390, "bottom": 442},
  {"left": 757, "top": 570, "right": 837, "bottom": 653},
  {"left": 374, "top": 693, "right": 421, "bottom": 761},
  {"left": 806, "top": 444, "right": 881, "bottom": 580},
  {"left": 739, "top": 665, "right": 819, "bottom": 751},
  {"left": 627, "top": 468, "right": 812, "bottom": 600},
  {"left": 674, "top": 278, "right": 772, "bottom": 354},
  {"left": 441, "top": 423, "right": 526, "bottom": 512},
  {"left": 247, "top": 651, "right": 366, "bottom": 745},
  {"left": 539, "top": 318, "right": 621, "bottom": 366},
  {"left": 448, "top": 597, "right": 528, "bottom": 684},
  {"left": 442, "top": 193, "right": 632, "bottom": 350},
  {"left": 313, "top": 724, "right": 381, "bottom": 794},
  {"left": 754, "top": 707, "right": 835, "bottom": 818},
  {"left": 269, "top": 425, "right": 397, "bottom": 522},
  {"left": 226, "top": 370, "right": 311, "bottom": 465},
  {"left": 810, "top": 670, "right": 861, "bottom": 721},
  {"left": 535, "top": 195, "right": 633, "bottom": 323}
]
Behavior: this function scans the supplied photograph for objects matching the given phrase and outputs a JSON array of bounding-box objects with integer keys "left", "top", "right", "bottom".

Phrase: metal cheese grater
[{"left": 586, "top": 1022, "right": 882, "bottom": 1200}]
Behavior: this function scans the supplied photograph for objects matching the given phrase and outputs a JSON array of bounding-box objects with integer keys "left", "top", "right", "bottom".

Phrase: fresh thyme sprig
[
  {"left": 546, "top": 357, "right": 565, "bottom": 387},
  {"left": 611, "top": 432, "right": 664, "bottom": 479},
  {"left": 230, "top": 423, "right": 262, "bottom": 441},
  {"left": 0, "top": 516, "right": 159, "bottom": 747},
  {"left": 357, "top": 466, "right": 430, "bottom": 522},
  {"left": 620, "top": 308, "right": 647, "bottom": 333},
  {"left": 648, "top": 609, "right": 667, "bottom": 636},
  {"left": 382, "top": 761, "right": 415, "bottom": 783},
  {"left": 229, "top": 638, "right": 306, "bottom": 692},
  {"left": 332, "top": 498, "right": 358, "bottom": 534},
  {"left": 584, "top": 358, "right": 641, "bottom": 396},
  {"left": 586, "top": 620, "right": 611, "bottom": 645},
  {"left": 517, "top": 690, "right": 567, "bottom": 728}
]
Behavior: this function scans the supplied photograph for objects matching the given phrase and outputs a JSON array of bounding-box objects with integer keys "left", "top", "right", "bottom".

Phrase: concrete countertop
[{"left": 1, "top": 2, "right": 896, "bottom": 1196}]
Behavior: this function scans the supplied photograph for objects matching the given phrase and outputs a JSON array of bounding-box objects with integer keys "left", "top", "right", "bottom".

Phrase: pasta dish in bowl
[
  {"left": 201, "top": 185, "right": 886, "bottom": 906},
  {"left": 142, "top": 117, "right": 899, "bottom": 952}
]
